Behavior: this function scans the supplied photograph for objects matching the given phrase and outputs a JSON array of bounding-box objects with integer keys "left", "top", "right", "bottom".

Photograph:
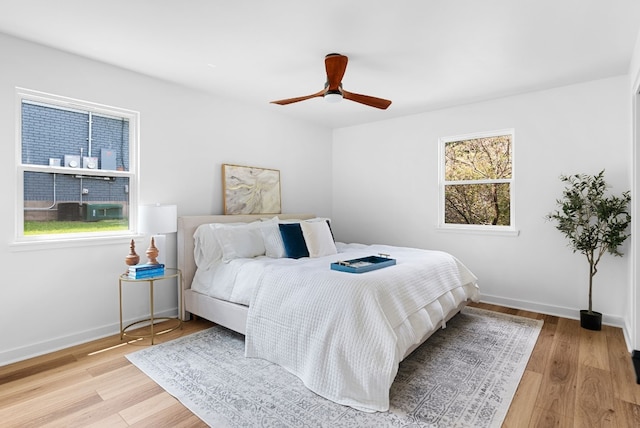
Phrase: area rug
[{"left": 126, "top": 307, "right": 542, "bottom": 427}]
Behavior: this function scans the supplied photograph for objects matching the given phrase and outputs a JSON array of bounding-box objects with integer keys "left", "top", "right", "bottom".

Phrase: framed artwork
[{"left": 222, "top": 164, "right": 281, "bottom": 215}]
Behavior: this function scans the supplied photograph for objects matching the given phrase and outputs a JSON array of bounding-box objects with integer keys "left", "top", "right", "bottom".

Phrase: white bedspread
[{"left": 245, "top": 243, "right": 478, "bottom": 412}]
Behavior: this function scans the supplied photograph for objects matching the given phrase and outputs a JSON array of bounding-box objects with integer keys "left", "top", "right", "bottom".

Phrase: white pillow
[
  {"left": 261, "top": 222, "right": 287, "bottom": 258},
  {"left": 193, "top": 223, "right": 223, "bottom": 269},
  {"left": 214, "top": 222, "right": 266, "bottom": 262},
  {"left": 194, "top": 222, "right": 257, "bottom": 268},
  {"left": 300, "top": 220, "right": 337, "bottom": 258},
  {"left": 305, "top": 217, "right": 334, "bottom": 239}
]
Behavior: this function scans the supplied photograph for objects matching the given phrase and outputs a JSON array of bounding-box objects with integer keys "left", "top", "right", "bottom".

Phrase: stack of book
[{"left": 128, "top": 263, "right": 165, "bottom": 279}]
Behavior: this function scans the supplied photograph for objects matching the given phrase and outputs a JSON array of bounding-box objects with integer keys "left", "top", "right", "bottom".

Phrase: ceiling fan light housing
[{"left": 324, "top": 90, "right": 343, "bottom": 103}]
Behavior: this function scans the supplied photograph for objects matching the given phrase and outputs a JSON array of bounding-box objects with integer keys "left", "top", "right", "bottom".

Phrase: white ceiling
[{"left": 2, "top": 0, "right": 639, "bottom": 129}]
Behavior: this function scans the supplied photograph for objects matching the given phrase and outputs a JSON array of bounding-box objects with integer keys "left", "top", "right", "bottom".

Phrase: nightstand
[{"left": 119, "top": 267, "right": 183, "bottom": 344}]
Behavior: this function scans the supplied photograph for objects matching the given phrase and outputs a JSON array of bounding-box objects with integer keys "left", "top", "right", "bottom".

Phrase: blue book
[
  {"left": 128, "top": 273, "right": 164, "bottom": 279},
  {"left": 128, "top": 268, "right": 165, "bottom": 279},
  {"left": 129, "top": 263, "right": 165, "bottom": 272}
]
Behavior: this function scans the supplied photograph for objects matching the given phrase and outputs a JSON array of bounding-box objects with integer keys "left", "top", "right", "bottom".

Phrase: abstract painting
[{"left": 222, "top": 164, "right": 281, "bottom": 215}]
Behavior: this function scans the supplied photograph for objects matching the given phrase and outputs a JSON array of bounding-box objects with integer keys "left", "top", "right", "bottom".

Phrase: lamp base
[
  {"left": 147, "top": 234, "right": 166, "bottom": 265},
  {"left": 146, "top": 236, "right": 159, "bottom": 264}
]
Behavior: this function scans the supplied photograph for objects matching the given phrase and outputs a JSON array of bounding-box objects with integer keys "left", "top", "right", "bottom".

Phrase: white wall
[
  {"left": 332, "top": 76, "right": 632, "bottom": 327},
  {"left": 0, "top": 33, "right": 333, "bottom": 365},
  {"left": 628, "top": 30, "right": 640, "bottom": 350}
]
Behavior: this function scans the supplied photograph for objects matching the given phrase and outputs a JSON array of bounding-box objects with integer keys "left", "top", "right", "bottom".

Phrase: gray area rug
[{"left": 126, "top": 307, "right": 542, "bottom": 427}]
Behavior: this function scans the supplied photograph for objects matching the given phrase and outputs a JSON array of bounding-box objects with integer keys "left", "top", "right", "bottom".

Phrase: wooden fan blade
[
  {"left": 270, "top": 89, "right": 325, "bottom": 105},
  {"left": 325, "top": 53, "right": 348, "bottom": 91},
  {"left": 342, "top": 90, "right": 392, "bottom": 110}
]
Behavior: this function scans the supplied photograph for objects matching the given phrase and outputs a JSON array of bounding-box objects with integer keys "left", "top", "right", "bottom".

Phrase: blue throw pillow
[
  {"left": 278, "top": 223, "right": 309, "bottom": 259},
  {"left": 325, "top": 219, "right": 335, "bottom": 241}
]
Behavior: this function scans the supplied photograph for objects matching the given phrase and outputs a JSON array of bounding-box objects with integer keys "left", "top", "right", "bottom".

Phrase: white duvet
[{"left": 240, "top": 243, "right": 479, "bottom": 412}]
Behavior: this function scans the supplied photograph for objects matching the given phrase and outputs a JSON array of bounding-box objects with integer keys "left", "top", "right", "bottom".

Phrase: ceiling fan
[{"left": 270, "top": 53, "right": 392, "bottom": 110}]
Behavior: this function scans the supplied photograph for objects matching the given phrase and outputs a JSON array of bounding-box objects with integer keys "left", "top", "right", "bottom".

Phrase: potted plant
[{"left": 546, "top": 170, "right": 631, "bottom": 330}]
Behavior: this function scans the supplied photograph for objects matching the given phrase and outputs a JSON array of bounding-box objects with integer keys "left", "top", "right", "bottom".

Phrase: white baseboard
[
  {"left": 2, "top": 297, "right": 633, "bottom": 366},
  {"left": 479, "top": 293, "right": 631, "bottom": 350},
  {"left": 623, "top": 318, "right": 635, "bottom": 353},
  {"left": 479, "top": 293, "right": 625, "bottom": 327},
  {"left": 0, "top": 308, "right": 178, "bottom": 367}
]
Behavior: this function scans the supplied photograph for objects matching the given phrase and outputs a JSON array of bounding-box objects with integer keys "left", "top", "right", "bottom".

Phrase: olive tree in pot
[{"left": 546, "top": 170, "right": 631, "bottom": 330}]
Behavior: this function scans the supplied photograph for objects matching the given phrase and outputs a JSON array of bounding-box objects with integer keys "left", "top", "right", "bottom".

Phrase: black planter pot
[{"left": 580, "top": 310, "right": 602, "bottom": 331}]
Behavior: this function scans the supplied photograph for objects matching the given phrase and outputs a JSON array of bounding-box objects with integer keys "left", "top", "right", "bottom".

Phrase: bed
[{"left": 177, "top": 214, "right": 479, "bottom": 412}]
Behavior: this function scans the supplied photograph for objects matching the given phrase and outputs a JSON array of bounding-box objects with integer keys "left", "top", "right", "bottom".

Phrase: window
[
  {"left": 16, "top": 88, "right": 138, "bottom": 241},
  {"left": 439, "top": 129, "right": 516, "bottom": 234}
]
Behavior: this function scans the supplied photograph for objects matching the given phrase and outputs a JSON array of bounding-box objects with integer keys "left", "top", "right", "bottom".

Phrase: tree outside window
[{"left": 440, "top": 130, "right": 514, "bottom": 230}]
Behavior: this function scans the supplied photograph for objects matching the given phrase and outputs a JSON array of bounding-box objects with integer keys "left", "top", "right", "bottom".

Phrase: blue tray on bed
[{"left": 331, "top": 255, "right": 396, "bottom": 274}]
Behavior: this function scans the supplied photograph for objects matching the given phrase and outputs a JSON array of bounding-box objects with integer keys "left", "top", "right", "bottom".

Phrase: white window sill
[
  {"left": 10, "top": 233, "right": 142, "bottom": 252},
  {"left": 436, "top": 225, "right": 520, "bottom": 237}
]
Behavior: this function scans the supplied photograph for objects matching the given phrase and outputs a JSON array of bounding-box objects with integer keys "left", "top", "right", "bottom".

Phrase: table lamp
[{"left": 138, "top": 204, "right": 177, "bottom": 265}]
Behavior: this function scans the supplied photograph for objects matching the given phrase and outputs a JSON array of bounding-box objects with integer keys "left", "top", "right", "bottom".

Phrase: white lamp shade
[{"left": 139, "top": 204, "right": 177, "bottom": 234}]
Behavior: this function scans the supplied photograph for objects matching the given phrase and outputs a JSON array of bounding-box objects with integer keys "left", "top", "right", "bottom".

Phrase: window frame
[
  {"left": 14, "top": 88, "right": 140, "bottom": 246},
  {"left": 437, "top": 128, "right": 518, "bottom": 236}
]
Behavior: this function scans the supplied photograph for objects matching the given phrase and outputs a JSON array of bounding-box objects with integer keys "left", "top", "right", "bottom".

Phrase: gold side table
[{"left": 119, "top": 267, "right": 183, "bottom": 344}]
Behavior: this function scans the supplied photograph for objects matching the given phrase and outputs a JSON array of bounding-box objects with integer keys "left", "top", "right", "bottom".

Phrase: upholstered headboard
[{"left": 177, "top": 213, "right": 315, "bottom": 293}]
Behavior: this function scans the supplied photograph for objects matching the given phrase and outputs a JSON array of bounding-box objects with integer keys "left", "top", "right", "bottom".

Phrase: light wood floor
[{"left": 1, "top": 303, "right": 640, "bottom": 427}]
